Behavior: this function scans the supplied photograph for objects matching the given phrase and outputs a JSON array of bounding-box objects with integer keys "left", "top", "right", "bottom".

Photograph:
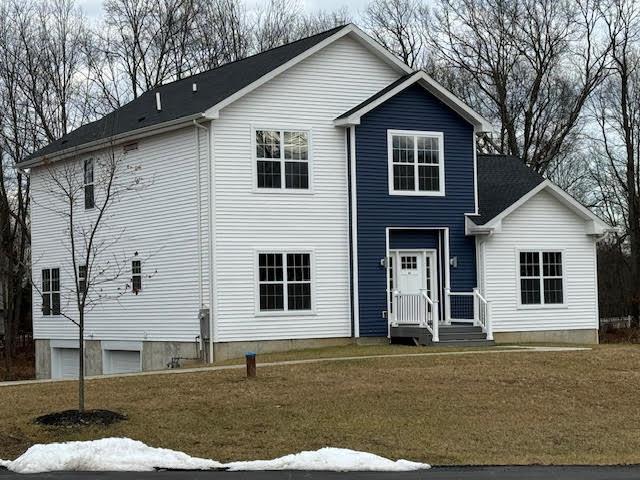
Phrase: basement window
[{"left": 519, "top": 251, "right": 564, "bottom": 306}]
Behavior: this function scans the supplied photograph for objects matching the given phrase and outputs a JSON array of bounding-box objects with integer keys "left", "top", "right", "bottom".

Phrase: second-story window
[
  {"left": 42, "top": 268, "right": 60, "bottom": 315},
  {"left": 132, "top": 259, "right": 142, "bottom": 295},
  {"left": 255, "top": 129, "right": 309, "bottom": 191},
  {"left": 388, "top": 130, "right": 444, "bottom": 196},
  {"left": 84, "top": 158, "right": 95, "bottom": 209},
  {"left": 78, "top": 265, "right": 87, "bottom": 294}
]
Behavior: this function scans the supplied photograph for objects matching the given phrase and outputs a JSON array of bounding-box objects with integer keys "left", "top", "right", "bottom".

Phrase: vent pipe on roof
[
  {"left": 155, "top": 92, "right": 162, "bottom": 111},
  {"left": 192, "top": 82, "right": 198, "bottom": 93}
]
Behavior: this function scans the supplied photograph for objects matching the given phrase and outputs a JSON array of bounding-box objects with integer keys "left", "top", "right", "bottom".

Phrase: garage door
[
  {"left": 106, "top": 350, "right": 141, "bottom": 374},
  {"left": 58, "top": 348, "right": 79, "bottom": 379}
]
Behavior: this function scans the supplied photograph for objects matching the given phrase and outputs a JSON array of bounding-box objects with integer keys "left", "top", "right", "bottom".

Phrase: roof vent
[
  {"left": 192, "top": 83, "right": 197, "bottom": 93},
  {"left": 155, "top": 92, "right": 162, "bottom": 111}
]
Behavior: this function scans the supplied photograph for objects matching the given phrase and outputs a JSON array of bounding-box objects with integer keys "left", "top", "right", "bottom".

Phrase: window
[
  {"left": 258, "top": 252, "right": 312, "bottom": 312},
  {"left": 255, "top": 129, "right": 309, "bottom": 190},
  {"left": 388, "top": 131, "right": 444, "bottom": 195},
  {"left": 519, "top": 251, "right": 564, "bottom": 306},
  {"left": 401, "top": 255, "right": 418, "bottom": 270},
  {"left": 78, "top": 265, "right": 87, "bottom": 294},
  {"left": 84, "top": 159, "right": 94, "bottom": 209},
  {"left": 42, "top": 268, "right": 60, "bottom": 315},
  {"left": 132, "top": 260, "right": 142, "bottom": 294}
]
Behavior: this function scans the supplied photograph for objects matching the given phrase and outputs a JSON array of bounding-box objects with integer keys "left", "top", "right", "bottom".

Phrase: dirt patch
[
  {"left": 35, "top": 409, "right": 127, "bottom": 427},
  {"left": 600, "top": 326, "right": 640, "bottom": 343}
]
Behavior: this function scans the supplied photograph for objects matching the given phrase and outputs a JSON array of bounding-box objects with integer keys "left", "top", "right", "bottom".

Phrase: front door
[{"left": 390, "top": 250, "right": 438, "bottom": 319}]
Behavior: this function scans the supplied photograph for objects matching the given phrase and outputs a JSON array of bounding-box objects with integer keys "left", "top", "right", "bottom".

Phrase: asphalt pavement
[{"left": 3, "top": 466, "right": 640, "bottom": 480}]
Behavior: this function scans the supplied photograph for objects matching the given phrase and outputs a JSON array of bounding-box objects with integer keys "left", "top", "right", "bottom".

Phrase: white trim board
[{"left": 467, "top": 180, "right": 613, "bottom": 236}]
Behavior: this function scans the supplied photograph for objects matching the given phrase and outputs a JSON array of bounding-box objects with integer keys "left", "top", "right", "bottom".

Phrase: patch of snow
[
  {"left": 0, "top": 439, "right": 430, "bottom": 473},
  {"left": 0, "top": 438, "right": 222, "bottom": 474},
  {"left": 225, "top": 447, "right": 430, "bottom": 472}
]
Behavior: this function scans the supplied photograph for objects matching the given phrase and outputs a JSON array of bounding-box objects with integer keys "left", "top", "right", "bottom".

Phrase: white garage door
[
  {"left": 106, "top": 350, "right": 141, "bottom": 374},
  {"left": 57, "top": 348, "right": 79, "bottom": 379}
]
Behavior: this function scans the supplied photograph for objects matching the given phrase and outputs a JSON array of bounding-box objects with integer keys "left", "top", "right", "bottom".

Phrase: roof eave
[
  {"left": 333, "top": 70, "right": 494, "bottom": 132},
  {"left": 21, "top": 112, "right": 208, "bottom": 168}
]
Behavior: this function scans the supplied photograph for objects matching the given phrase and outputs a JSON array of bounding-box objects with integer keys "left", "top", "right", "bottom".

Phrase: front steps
[{"left": 390, "top": 323, "right": 495, "bottom": 347}]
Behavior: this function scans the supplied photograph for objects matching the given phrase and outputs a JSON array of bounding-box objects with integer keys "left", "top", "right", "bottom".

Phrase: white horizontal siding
[
  {"left": 481, "top": 189, "right": 599, "bottom": 332},
  {"left": 31, "top": 126, "right": 208, "bottom": 342},
  {"left": 212, "top": 34, "right": 401, "bottom": 342}
]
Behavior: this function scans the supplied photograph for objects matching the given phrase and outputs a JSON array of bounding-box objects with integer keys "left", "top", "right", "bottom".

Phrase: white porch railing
[
  {"left": 391, "top": 290, "right": 439, "bottom": 342},
  {"left": 445, "top": 288, "right": 493, "bottom": 340}
]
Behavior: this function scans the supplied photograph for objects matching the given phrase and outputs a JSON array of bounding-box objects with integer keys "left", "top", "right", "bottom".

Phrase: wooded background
[{"left": 2, "top": 0, "right": 639, "bottom": 372}]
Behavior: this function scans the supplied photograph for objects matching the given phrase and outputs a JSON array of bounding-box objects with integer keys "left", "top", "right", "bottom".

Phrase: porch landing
[{"left": 390, "top": 324, "right": 496, "bottom": 347}]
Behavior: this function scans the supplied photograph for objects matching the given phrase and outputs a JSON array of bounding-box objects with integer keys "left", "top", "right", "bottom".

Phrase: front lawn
[{"left": 1, "top": 344, "right": 639, "bottom": 465}]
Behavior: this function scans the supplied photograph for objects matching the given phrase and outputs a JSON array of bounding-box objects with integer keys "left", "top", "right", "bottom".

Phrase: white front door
[{"left": 390, "top": 250, "right": 438, "bottom": 321}]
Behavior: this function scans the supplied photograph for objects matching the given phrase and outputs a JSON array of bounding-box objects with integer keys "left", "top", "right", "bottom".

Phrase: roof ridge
[{"left": 150, "top": 24, "right": 351, "bottom": 92}]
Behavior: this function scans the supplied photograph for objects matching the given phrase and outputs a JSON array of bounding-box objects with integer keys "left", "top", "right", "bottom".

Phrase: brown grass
[{"left": 1, "top": 344, "right": 639, "bottom": 465}]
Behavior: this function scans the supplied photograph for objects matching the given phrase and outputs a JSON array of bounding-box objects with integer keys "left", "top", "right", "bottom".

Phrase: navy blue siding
[{"left": 355, "top": 84, "right": 477, "bottom": 336}]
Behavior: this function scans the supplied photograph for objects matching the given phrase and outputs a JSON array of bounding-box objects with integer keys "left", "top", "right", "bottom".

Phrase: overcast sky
[{"left": 77, "top": 0, "right": 368, "bottom": 20}]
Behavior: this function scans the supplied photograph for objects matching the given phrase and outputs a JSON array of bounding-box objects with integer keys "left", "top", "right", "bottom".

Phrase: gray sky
[{"left": 78, "top": 0, "right": 369, "bottom": 20}]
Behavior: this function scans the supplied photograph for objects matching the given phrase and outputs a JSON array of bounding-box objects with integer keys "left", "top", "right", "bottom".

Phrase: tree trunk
[{"left": 78, "top": 312, "right": 85, "bottom": 413}]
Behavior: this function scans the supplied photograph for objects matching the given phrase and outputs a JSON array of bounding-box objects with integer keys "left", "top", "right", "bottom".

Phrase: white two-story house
[{"left": 21, "top": 25, "right": 610, "bottom": 379}]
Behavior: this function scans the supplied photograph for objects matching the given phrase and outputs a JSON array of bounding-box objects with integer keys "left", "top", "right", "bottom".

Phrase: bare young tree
[{"left": 34, "top": 148, "right": 144, "bottom": 410}]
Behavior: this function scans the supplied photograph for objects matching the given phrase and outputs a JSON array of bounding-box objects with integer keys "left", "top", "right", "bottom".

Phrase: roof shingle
[{"left": 26, "top": 25, "right": 348, "bottom": 162}]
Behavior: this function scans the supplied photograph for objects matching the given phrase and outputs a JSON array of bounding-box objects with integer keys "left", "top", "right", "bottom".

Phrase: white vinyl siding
[
  {"left": 212, "top": 34, "right": 401, "bottom": 342},
  {"left": 31, "top": 126, "right": 209, "bottom": 342},
  {"left": 479, "top": 189, "right": 599, "bottom": 332}
]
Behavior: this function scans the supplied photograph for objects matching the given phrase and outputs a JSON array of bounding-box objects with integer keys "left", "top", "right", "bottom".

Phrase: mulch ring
[{"left": 34, "top": 409, "right": 127, "bottom": 427}]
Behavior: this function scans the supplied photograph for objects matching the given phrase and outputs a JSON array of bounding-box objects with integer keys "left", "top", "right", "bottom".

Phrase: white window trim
[
  {"left": 41, "top": 266, "right": 62, "bottom": 317},
  {"left": 84, "top": 157, "right": 95, "bottom": 210},
  {"left": 387, "top": 129, "right": 445, "bottom": 197},
  {"left": 516, "top": 249, "right": 567, "bottom": 310},
  {"left": 253, "top": 249, "right": 316, "bottom": 317},
  {"left": 131, "top": 259, "right": 142, "bottom": 295},
  {"left": 251, "top": 126, "right": 314, "bottom": 194}
]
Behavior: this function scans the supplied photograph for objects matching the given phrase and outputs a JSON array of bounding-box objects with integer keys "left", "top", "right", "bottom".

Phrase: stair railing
[
  {"left": 473, "top": 288, "right": 493, "bottom": 341},
  {"left": 392, "top": 290, "right": 439, "bottom": 342}
]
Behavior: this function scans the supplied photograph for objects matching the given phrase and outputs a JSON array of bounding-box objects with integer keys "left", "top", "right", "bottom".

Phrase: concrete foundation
[
  {"left": 84, "top": 340, "right": 103, "bottom": 376},
  {"left": 493, "top": 328, "right": 599, "bottom": 345},
  {"left": 35, "top": 339, "right": 51, "bottom": 380},
  {"left": 141, "top": 341, "right": 200, "bottom": 371},
  {"left": 213, "top": 337, "right": 353, "bottom": 361}
]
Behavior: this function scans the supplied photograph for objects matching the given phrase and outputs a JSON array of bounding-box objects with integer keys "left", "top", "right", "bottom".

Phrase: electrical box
[{"left": 199, "top": 308, "right": 210, "bottom": 341}]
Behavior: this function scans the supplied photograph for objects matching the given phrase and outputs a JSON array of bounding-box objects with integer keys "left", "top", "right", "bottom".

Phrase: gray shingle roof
[
  {"left": 25, "top": 24, "right": 348, "bottom": 162},
  {"left": 474, "top": 154, "right": 545, "bottom": 225}
]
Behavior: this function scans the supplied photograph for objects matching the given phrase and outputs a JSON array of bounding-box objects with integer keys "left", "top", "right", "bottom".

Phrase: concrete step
[
  {"left": 438, "top": 332, "right": 488, "bottom": 341},
  {"left": 436, "top": 339, "right": 496, "bottom": 347},
  {"left": 439, "top": 325, "right": 484, "bottom": 334}
]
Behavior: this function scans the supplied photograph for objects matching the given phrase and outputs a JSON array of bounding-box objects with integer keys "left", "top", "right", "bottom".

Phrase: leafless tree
[
  {"left": 589, "top": 0, "right": 640, "bottom": 326},
  {"left": 362, "top": 0, "right": 428, "bottom": 68},
  {"left": 34, "top": 147, "right": 145, "bottom": 410},
  {"left": 428, "top": 0, "right": 611, "bottom": 176}
]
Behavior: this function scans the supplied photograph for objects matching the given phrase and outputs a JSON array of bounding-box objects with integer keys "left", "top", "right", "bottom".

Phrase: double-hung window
[
  {"left": 255, "top": 129, "right": 309, "bottom": 191},
  {"left": 388, "top": 130, "right": 444, "bottom": 195},
  {"left": 78, "top": 265, "right": 87, "bottom": 294},
  {"left": 519, "top": 251, "right": 564, "bottom": 306},
  {"left": 42, "top": 268, "right": 61, "bottom": 315},
  {"left": 257, "top": 252, "right": 312, "bottom": 313},
  {"left": 132, "top": 259, "right": 142, "bottom": 294},
  {"left": 84, "top": 158, "right": 94, "bottom": 209}
]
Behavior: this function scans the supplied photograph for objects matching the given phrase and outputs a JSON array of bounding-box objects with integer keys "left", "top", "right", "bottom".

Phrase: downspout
[
  {"left": 193, "top": 121, "right": 204, "bottom": 308},
  {"left": 193, "top": 119, "right": 214, "bottom": 363}
]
